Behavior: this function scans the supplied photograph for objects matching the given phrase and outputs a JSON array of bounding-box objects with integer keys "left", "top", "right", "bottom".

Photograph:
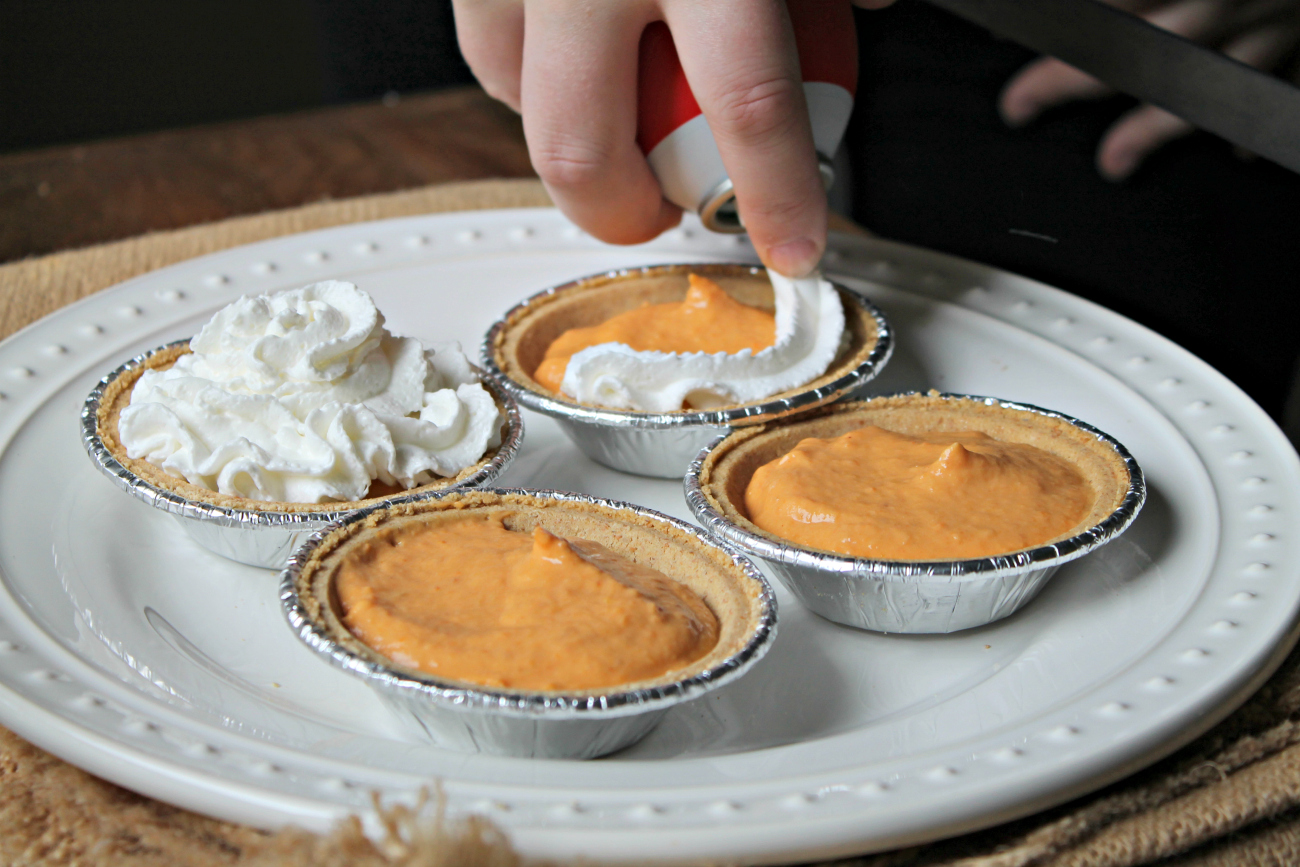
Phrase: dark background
[
  {"left": 2, "top": 0, "right": 1296, "bottom": 425},
  {"left": 849, "top": 3, "right": 1300, "bottom": 429},
  {"left": 0, "top": 0, "right": 473, "bottom": 152}
]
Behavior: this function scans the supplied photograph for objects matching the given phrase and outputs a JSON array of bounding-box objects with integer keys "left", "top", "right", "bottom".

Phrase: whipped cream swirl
[
  {"left": 561, "top": 270, "right": 845, "bottom": 412},
  {"left": 118, "top": 280, "right": 502, "bottom": 504}
]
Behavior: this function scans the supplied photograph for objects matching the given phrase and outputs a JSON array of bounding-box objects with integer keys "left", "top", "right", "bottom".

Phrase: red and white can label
[{"left": 637, "top": 1, "right": 858, "bottom": 228}]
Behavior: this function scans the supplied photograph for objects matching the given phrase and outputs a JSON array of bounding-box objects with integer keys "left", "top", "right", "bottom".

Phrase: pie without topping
[
  {"left": 294, "top": 491, "right": 767, "bottom": 695},
  {"left": 697, "top": 394, "right": 1134, "bottom": 561}
]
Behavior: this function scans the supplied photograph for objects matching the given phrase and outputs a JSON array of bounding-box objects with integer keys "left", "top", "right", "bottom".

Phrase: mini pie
[
  {"left": 489, "top": 264, "right": 881, "bottom": 411},
  {"left": 95, "top": 343, "right": 511, "bottom": 514},
  {"left": 294, "top": 490, "right": 769, "bottom": 694},
  {"left": 696, "top": 393, "right": 1135, "bottom": 561}
]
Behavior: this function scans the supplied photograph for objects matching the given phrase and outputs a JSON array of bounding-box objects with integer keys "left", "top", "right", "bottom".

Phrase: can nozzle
[{"left": 698, "top": 153, "right": 836, "bottom": 234}]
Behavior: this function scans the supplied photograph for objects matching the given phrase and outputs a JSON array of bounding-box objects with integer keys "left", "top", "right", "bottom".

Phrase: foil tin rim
[
  {"left": 684, "top": 393, "right": 1148, "bottom": 580},
  {"left": 278, "top": 487, "right": 780, "bottom": 719},
  {"left": 81, "top": 339, "right": 526, "bottom": 531},
  {"left": 479, "top": 262, "right": 894, "bottom": 430}
]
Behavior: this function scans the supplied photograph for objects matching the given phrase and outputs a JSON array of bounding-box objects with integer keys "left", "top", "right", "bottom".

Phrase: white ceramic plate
[{"left": 0, "top": 209, "right": 1296, "bottom": 865}]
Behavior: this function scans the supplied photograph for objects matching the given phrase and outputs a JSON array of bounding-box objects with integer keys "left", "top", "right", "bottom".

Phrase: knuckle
[
  {"left": 531, "top": 137, "right": 612, "bottom": 190},
  {"left": 711, "top": 75, "right": 802, "bottom": 141},
  {"left": 745, "top": 194, "right": 816, "bottom": 231}
]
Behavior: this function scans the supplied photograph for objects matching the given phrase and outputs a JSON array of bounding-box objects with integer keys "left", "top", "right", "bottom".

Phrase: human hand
[
  {"left": 455, "top": 1, "right": 887, "bottom": 277},
  {"left": 999, "top": 0, "right": 1300, "bottom": 180}
]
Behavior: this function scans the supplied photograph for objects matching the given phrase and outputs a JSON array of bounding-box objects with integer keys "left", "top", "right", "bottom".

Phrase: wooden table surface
[{"left": 0, "top": 86, "right": 535, "bottom": 265}]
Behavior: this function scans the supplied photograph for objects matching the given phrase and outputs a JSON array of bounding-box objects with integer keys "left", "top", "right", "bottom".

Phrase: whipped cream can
[{"left": 637, "top": 0, "right": 858, "bottom": 232}]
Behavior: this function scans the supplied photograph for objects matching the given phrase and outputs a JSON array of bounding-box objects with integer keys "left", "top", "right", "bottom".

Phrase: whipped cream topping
[
  {"left": 560, "top": 270, "right": 845, "bottom": 412},
  {"left": 118, "top": 280, "right": 502, "bottom": 504}
]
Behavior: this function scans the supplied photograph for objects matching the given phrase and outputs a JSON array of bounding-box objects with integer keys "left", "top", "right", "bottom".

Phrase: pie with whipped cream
[
  {"left": 489, "top": 264, "right": 881, "bottom": 413},
  {"left": 96, "top": 345, "right": 508, "bottom": 513},
  {"left": 96, "top": 281, "right": 508, "bottom": 513}
]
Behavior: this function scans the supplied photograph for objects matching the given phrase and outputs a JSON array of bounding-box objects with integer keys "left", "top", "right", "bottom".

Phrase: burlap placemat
[{"left": 3, "top": 177, "right": 1300, "bottom": 866}]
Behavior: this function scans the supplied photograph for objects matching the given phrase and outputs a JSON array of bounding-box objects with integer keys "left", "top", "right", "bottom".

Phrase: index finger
[
  {"left": 665, "top": 0, "right": 826, "bottom": 277},
  {"left": 521, "top": 0, "right": 682, "bottom": 245}
]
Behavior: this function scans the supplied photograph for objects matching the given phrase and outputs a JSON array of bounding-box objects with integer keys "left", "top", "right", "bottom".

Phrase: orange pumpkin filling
[
  {"left": 335, "top": 514, "right": 719, "bottom": 690},
  {"left": 533, "top": 274, "right": 776, "bottom": 394},
  {"left": 744, "top": 425, "right": 1094, "bottom": 560}
]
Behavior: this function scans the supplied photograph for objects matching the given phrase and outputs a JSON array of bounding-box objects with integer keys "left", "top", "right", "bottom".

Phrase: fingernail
[
  {"left": 1100, "top": 149, "right": 1138, "bottom": 182},
  {"left": 1000, "top": 95, "right": 1037, "bottom": 128},
  {"left": 766, "top": 237, "right": 821, "bottom": 278}
]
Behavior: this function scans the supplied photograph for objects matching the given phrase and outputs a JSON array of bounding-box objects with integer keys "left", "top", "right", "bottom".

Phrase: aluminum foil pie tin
[
  {"left": 481, "top": 262, "right": 894, "bottom": 479},
  {"left": 81, "top": 340, "right": 525, "bottom": 570},
  {"left": 684, "top": 395, "right": 1147, "bottom": 634},
  {"left": 279, "top": 488, "right": 778, "bottom": 759}
]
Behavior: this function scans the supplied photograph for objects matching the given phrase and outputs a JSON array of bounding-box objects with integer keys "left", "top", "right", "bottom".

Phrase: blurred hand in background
[{"left": 999, "top": 0, "right": 1300, "bottom": 180}]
